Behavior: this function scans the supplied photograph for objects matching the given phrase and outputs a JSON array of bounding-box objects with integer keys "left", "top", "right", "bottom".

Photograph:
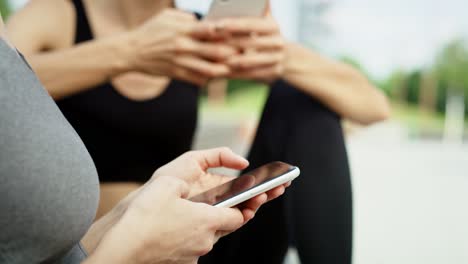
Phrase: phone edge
[{"left": 214, "top": 166, "right": 300, "bottom": 208}]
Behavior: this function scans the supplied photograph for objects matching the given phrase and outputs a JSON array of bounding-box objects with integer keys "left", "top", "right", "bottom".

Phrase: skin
[
  {"left": 200, "top": 14, "right": 391, "bottom": 124},
  {"left": 3, "top": 12, "right": 289, "bottom": 262},
  {"left": 6, "top": 0, "right": 237, "bottom": 218},
  {"left": 6, "top": 0, "right": 234, "bottom": 99},
  {"left": 6, "top": 0, "right": 390, "bottom": 231},
  {"left": 80, "top": 148, "right": 288, "bottom": 264},
  {"left": 7, "top": 0, "right": 390, "bottom": 123}
]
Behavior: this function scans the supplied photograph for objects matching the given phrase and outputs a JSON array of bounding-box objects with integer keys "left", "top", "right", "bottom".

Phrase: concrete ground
[
  {"left": 194, "top": 119, "right": 468, "bottom": 264},
  {"left": 347, "top": 123, "right": 468, "bottom": 264}
]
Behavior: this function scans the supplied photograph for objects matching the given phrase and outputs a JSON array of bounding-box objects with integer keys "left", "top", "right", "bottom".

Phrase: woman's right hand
[
  {"left": 86, "top": 176, "right": 246, "bottom": 264},
  {"left": 84, "top": 147, "right": 287, "bottom": 264},
  {"left": 126, "top": 9, "right": 237, "bottom": 86}
]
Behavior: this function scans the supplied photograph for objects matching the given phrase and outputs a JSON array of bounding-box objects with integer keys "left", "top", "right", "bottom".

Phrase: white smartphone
[
  {"left": 190, "top": 161, "right": 300, "bottom": 208},
  {"left": 205, "top": 0, "right": 268, "bottom": 20}
]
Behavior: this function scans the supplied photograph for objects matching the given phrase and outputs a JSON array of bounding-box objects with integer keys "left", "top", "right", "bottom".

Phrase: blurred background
[{"left": 2, "top": 0, "right": 467, "bottom": 263}]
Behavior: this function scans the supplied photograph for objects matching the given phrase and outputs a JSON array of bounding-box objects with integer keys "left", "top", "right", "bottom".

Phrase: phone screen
[{"left": 189, "top": 162, "right": 294, "bottom": 206}]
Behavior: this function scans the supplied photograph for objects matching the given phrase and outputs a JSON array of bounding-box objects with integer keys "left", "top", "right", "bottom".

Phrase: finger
[
  {"left": 241, "top": 209, "right": 256, "bottom": 223},
  {"left": 189, "top": 147, "right": 249, "bottom": 171},
  {"left": 265, "top": 185, "right": 286, "bottom": 202},
  {"left": 174, "top": 55, "right": 230, "bottom": 78},
  {"left": 216, "top": 17, "right": 279, "bottom": 36},
  {"left": 174, "top": 37, "right": 238, "bottom": 61},
  {"left": 164, "top": 9, "right": 197, "bottom": 22},
  {"left": 215, "top": 229, "right": 234, "bottom": 242},
  {"left": 246, "top": 193, "right": 268, "bottom": 210},
  {"left": 171, "top": 65, "right": 209, "bottom": 86},
  {"left": 227, "top": 35, "right": 285, "bottom": 51},
  {"left": 213, "top": 207, "right": 244, "bottom": 231},
  {"left": 235, "top": 193, "right": 268, "bottom": 223},
  {"left": 227, "top": 52, "right": 284, "bottom": 70},
  {"left": 190, "top": 21, "right": 229, "bottom": 40},
  {"left": 229, "top": 64, "right": 284, "bottom": 82},
  {"left": 134, "top": 57, "right": 208, "bottom": 86}
]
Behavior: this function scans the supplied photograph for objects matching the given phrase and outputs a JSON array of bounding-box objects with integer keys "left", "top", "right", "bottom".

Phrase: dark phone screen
[{"left": 189, "top": 161, "right": 294, "bottom": 206}]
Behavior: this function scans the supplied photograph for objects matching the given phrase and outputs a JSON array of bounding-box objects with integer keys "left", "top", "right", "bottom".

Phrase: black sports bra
[{"left": 57, "top": 0, "right": 199, "bottom": 182}]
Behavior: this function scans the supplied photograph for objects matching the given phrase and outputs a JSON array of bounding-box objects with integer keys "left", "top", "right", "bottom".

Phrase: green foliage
[
  {"left": 0, "top": 0, "right": 10, "bottom": 18},
  {"left": 433, "top": 39, "right": 468, "bottom": 91},
  {"left": 406, "top": 71, "right": 421, "bottom": 104},
  {"left": 227, "top": 79, "right": 266, "bottom": 96},
  {"left": 432, "top": 39, "right": 468, "bottom": 115},
  {"left": 436, "top": 80, "right": 449, "bottom": 114},
  {"left": 379, "top": 70, "right": 404, "bottom": 97},
  {"left": 382, "top": 38, "right": 468, "bottom": 116}
]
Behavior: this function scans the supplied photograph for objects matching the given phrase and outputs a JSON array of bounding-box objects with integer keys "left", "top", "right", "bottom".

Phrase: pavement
[{"left": 194, "top": 118, "right": 468, "bottom": 264}]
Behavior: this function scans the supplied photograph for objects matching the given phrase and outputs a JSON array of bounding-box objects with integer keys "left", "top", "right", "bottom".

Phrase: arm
[
  {"left": 81, "top": 148, "right": 288, "bottom": 263},
  {"left": 283, "top": 42, "right": 391, "bottom": 125},
  {"left": 8, "top": 2, "right": 236, "bottom": 100},
  {"left": 213, "top": 16, "right": 391, "bottom": 125},
  {"left": 7, "top": 0, "right": 132, "bottom": 100}
]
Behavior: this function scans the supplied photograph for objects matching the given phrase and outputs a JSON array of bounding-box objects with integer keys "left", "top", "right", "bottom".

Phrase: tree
[
  {"left": 0, "top": 0, "right": 10, "bottom": 18},
  {"left": 432, "top": 39, "right": 468, "bottom": 114}
]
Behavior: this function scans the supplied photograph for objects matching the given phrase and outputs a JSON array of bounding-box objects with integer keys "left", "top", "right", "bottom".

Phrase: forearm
[
  {"left": 283, "top": 42, "right": 390, "bottom": 125},
  {"left": 25, "top": 34, "right": 134, "bottom": 100},
  {"left": 82, "top": 214, "right": 137, "bottom": 264},
  {"left": 81, "top": 184, "right": 142, "bottom": 254},
  {"left": 81, "top": 203, "right": 125, "bottom": 255}
]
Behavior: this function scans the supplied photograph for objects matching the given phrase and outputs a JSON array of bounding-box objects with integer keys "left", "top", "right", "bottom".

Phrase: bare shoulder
[
  {"left": 12, "top": 0, "right": 76, "bottom": 24},
  {"left": 8, "top": 0, "right": 77, "bottom": 52}
]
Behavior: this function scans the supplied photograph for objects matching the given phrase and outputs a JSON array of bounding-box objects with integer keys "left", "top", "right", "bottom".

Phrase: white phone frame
[
  {"left": 215, "top": 166, "right": 300, "bottom": 208},
  {"left": 205, "top": 0, "right": 268, "bottom": 20}
]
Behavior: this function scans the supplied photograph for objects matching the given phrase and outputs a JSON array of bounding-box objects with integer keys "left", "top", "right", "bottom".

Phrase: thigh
[
  {"left": 200, "top": 86, "right": 290, "bottom": 264},
  {"left": 278, "top": 81, "right": 353, "bottom": 264}
]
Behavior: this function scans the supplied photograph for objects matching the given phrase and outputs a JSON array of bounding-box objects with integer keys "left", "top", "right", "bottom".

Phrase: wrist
[
  {"left": 283, "top": 42, "right": 306, "bottom": 80},
  {"left": 110, "top": 32, "right": 139, "bottom": 75},
  {"left": 81, "top": 190, "right": 135, "bottom": 255},
  {"left": 85, "top": 213, "right": 142, "bottom": 264}
]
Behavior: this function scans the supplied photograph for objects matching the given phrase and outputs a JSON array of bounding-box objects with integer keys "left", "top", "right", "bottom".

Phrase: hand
[
  {"left": 126, "top": 9, "right": 237, "bottom": 86},
  {"left": 154, "top": 147, "right": 287, "bottom": 220},
  {"left": 88, "top": 176, "right": 245, "bottom": 264},
  {"left": 153, "top": 147, "right": 248, "bottom": 197},
  {"left": 86, "top": 148, "right": 288, "bottom": 264},
  {"left": 208, "top": 15, "right": 286, "bottom": 83}
]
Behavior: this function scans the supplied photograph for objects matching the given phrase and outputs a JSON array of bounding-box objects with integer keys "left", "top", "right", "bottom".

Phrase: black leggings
[{"left": 200, "top": 80, "right": 353, "bottom": 264}]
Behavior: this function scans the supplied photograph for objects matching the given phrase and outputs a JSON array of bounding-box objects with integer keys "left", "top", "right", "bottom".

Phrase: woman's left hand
[
  {"left": 212, "top": 15, "right": 286, "bottom": 83},
  {"left": 152, "top": 147, "right": 288, "bottom": 221}
]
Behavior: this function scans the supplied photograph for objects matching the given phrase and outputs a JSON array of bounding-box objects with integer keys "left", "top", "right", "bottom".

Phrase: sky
[{"left": 10, "top": 0, "right": 468, "bottom": 79}]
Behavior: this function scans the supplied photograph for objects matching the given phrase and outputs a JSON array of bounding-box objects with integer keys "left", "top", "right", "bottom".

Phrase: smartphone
[
  {"left": 190, "top": 161, "right": 300, "bottom": 208},
  {"left": 205, "top": 0, "right": 268, "bottom": 20}
]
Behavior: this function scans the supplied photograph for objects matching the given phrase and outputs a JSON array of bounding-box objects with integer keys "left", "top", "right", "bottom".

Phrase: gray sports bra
[{"left": 0, "top": 38, "right": 99, "bottom": 263}]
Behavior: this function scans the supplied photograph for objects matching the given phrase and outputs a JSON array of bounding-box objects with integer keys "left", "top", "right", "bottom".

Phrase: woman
[
  {"left": 7, "top": 0, "right": 238, "bottom": 217},
  {"left": 197, "top": 13, "right": 391, "bottom": 264},
  {"left": 8, "top": 1, "right": 390, "bottom": 263},
  {"left": 0, "top": 11, "right": 288, "bottom": 263}
]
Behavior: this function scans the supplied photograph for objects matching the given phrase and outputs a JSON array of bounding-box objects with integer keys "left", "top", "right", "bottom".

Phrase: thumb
[{"left": 156, "top": 176, "right": 190, "bottom": 199}]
